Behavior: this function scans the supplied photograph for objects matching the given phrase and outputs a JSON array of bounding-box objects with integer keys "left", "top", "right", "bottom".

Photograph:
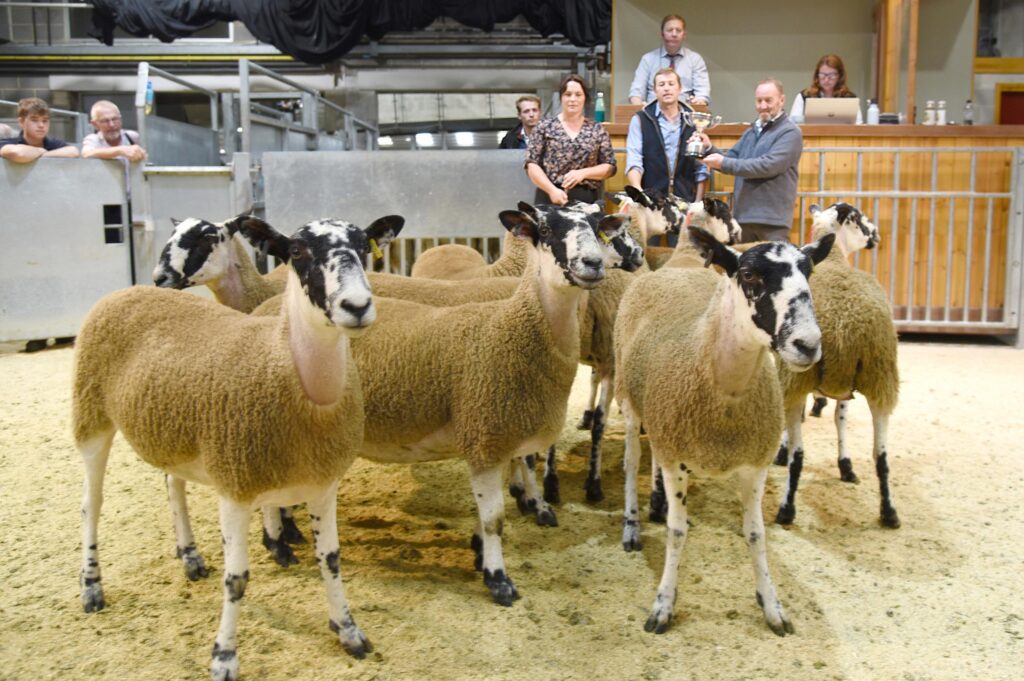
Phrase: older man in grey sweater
[{"left": 696, "top": 79, "right": 803, "bottom": 242}]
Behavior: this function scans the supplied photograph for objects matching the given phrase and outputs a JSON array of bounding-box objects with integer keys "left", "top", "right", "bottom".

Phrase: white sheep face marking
[
  {"left": 814, "top": 203, "right": 880, "bottom": 256},
  {"left": 153, "top": 218, "right": 232, "bottom": 288},
  {"left": 291, "top": 219, "right": 375, "bottom": 330},
  {"left": 533, "top": 206, "right": 608, "bottom": 290},
  {"left": 735, "top": 243, "right": 822, "bottom": 370},
  {"left": 688, "top": 199, "right": 742, "bottom": 245}
]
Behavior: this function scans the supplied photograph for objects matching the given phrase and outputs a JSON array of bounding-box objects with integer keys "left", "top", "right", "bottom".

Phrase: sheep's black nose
[
  {"left": 582, "top": 256, "right": 603, "bottom": 269},
  {"left": 341, "top": 299, "right": 371, "bottom": 321},
  {"left": 793, "top": 339, "right": 819, "bottom": 360}
]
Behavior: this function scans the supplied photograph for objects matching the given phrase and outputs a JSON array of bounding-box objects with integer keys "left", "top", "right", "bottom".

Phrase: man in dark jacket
[
  {"left": 499, "top": 95, "right": 541, "bottom": 150},
  {"left": 696, "top": 78, "right": 803, "bottom": 242},
  {"left": 625, "top": 68, "right": 708, "bottom": 243}
]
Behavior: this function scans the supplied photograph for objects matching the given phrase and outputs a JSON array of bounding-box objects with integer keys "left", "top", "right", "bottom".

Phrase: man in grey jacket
[{"left": 695, "top": 79, "right": 802, "bottom": 242}]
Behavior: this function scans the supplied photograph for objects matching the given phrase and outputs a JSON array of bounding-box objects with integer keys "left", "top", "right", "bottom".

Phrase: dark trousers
[
  {"left": 533, "top": 185, "right": 600, "bottom": 206},
  {"left": 740, "top": 222, "right": 791, "bottom": 243}
]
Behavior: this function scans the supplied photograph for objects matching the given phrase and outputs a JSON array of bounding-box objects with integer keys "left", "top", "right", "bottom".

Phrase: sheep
[
  {"left": 408, "top": 230, "right": 529, "bottom": 280},
  {"left": 353, "top": 202, "right": 628, "bottom": 605},
  {"left": 74, "top": 215, "right": 403, "bottom": 681},
  {"left": 613, "top": 225, "right": 834, "bottom": 635},
  {"left": 774, "top": 202, "right": 900, "bottom": 528}
]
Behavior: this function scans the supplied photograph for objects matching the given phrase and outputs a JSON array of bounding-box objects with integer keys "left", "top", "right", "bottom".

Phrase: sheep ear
[
  {"left": 802, "top": 232, "right": 836, "bottom": 267},
  {"left": 687, "top": 226, "right": 739, "bottom": 277},
  {"left": 624, "top": 185, "right": 654, "bottom": 209},
  {"left": 170, "top": 217, "right": 182, "bottom": 227},
  {"left": 596, "top": 213, "right": 627, "bottom": 241},
  {"left": 234, "top": 217, "right": 292, "bottom": 261},
  {"left": 365, "top": 215, "right": 405, "bottom": 252},
  {"left": 516, "top": 201, "right": 541, "bottom": 224},
  {"left": 727, "top": 218, "right": 743, "bottom": 244},
  {"left": 500, "top": 210, "right": 539, "bottom": 242},
  {"left": 809, "top": 203, "right": 822, "bottom": 216}
]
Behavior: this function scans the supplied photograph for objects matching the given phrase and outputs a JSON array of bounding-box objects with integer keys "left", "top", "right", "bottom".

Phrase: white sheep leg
[
  {"left": 584, "top": 374, "right": 614, "bottom": 502},
  {"left": 620, "top": 399, "right": 643, "bottom": 551},
  {"left": 515, "top": 454, "right": 557, "bottom": 527},
  {"left": 210, "top": 498, "right": 250, "bottom": 681},
  {"left": 307, "top": 481, "right": 372, "bottom": 657},
  {"left": 576, "top": 367, "right": 600, "bottom": 430},
  {"left": 644, "top": 459, "right": 688, "bottom": 634},
  {"left": 736, "top": 466, "right": 794, "bottom": 636},
  {"left": 869, "top": 403, "right": 900, "bottom": 528},
  {"left": 775, "top": 403, "right": 805, "bottom": 526},
  {"left": 835, "top": 400, "right": 859, "bottom": 482},
  {"left": 165, "top": 474, "right": 209, "bottom": 580},
  {"left": 79, "top": 429, "right": 114, "bottom": 613},
  {"left": 469, "top": 465, "right": 519, "bottom": 606},
  {"left": 260, "top": 505, "right": 299, "bottom": 567}
]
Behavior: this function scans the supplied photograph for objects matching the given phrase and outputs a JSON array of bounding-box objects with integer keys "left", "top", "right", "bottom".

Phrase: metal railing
[
  {"left": 134, "top": 61, "right": 220, "bottom": 154},
  {"left": 0, "top": 97, "right": 89, "bottom": 141},
  {"left": 238, "top": 59, "right": 378, "bottom": 154}
]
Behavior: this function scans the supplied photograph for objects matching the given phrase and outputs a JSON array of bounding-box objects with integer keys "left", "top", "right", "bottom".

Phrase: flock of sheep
[{"left": 70, "top": 192, "right": 900, "bottom": 681}]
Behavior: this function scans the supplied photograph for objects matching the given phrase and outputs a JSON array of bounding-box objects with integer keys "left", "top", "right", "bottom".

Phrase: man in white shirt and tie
[{"left": 628, "top": 15, "right": 711, "bottom": 107}]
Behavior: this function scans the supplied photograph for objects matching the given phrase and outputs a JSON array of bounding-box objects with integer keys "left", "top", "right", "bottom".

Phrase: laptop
[{"left": 803, "top": 97, "right": 861, "bottom": 124}]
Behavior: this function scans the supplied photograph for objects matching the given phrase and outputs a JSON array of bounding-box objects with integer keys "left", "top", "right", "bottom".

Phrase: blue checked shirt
[{"left": 629, "top": 46, "right": 711, "bottom": 105}]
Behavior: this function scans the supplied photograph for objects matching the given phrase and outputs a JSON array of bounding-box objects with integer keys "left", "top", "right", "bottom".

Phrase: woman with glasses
[{"left": 789, "top": 54, "right": 862, "bottom": 124}]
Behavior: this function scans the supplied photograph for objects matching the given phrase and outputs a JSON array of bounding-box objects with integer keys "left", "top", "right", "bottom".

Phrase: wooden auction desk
[{"left": 604, "top": 108, "right": 1024, "bottom": 336}]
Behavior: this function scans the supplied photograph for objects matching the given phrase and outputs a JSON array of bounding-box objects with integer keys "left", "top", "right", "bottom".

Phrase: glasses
[
  {"left": 95, "top": 116, "right": 121, "bottom": 125},
  {"left": 817, "top": 72, "right": 839, "bottom": 81}
]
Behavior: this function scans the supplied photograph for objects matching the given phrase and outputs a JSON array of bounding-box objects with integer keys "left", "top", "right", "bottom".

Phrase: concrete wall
[{"left": 613, "top": 0, "right": 977, "bottom": 124}]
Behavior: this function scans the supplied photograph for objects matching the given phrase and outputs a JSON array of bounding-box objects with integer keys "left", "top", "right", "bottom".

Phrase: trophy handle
[{"left": 706, "top": 115, "right": 723, "bottom": 129}]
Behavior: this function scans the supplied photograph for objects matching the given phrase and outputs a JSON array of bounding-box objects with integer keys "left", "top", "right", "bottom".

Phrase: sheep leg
[
  {"left": 835, "top": 400, "right": 859, "bottom": 483},
  {"left": 584, "top": 374, "right": 614, "bottom": 502},
  {"left": 620, "top": 399, "right": 643, "bottom": 551},
  {"left": 308, "top": 481, "right": 372, "bottom": 657},
  {"left": 508, "top": 457, "right": 528, "bottom": 510},
  {"left": 648, "top": 459, "right": 668, "bottom": 523},
  {"left": 261, "top": 506, "right": 299, "bottom": 568},
  {"left": 810, "top": 394, "right": 828, "bottom": 417},
  {"left": 165, "top": 474, "right": 209, "bottom": 580},
  {"left": 79, "top": 429, "right": 114, "bottom": 614},
  {"left": 469, "top": 465, "right": 520, "bottom": 606},
  {"left": 516, "top": 454, "right": 558, "bottom": 527},
  {"left": 737, "top": 466, "right": 794, "bottom": 636},
  {"left": 644, "top": 460, "right": 689, "bottom": 634},
  {"left": 576, "top": 367, "right": 599, "bottom": 430},
  {"left": 210, "top": 498, "right": 251, "bottom": 681},
  {"left": 775, "top": 403, "right": 805, "bottom": 526},
  {"left": 542, "top": 445, "right": 560, "bottom": 504},
  {"left": 280, "top": 506, "right": 307, "bottom": 544},
  {"left": 772, "top": 429, "right": 790, "bottom": 467},
  {"left": 869, "top": 403, "right": 900, "bottom": 528}
]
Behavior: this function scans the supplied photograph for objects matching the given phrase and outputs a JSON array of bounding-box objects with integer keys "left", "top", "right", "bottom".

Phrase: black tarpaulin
[{"left": 87, "top": 0, "right": 611, "bottom": 64}]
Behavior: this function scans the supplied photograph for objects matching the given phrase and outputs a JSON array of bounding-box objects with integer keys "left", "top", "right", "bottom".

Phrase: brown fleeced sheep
[
  {"left": 75, "top": 216, "right": 403, "bottom": 681},
  {"left": 774, "top": 202, "right": 900, "bottom": 528},
  {"left": 614, "top": 226, "right": 835, "bottom": 636},
  {"left": 409, "top": 230, "right": 530, "bottom": 280}
]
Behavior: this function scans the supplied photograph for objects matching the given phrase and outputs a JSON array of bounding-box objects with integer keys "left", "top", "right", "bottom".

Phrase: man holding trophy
[
  {"left": 625, "top": 67, "right": 709, "bottom": 244},
  {"left": 693, "top": 78, "right": 803, "bottom": 243}
]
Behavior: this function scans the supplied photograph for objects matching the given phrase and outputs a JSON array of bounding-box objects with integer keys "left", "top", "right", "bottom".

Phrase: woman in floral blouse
[{"left": 525, "top": 75, "right": 616, "bottom": 205}]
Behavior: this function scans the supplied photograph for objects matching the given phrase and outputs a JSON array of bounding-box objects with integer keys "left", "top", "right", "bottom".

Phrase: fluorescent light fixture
[
  {"left": 454, "top": 132, "right": 474, "bottom": 147},
  {"left": 415, "top": 132, "right": 435, "bottom": 147},
  {"left": 378, "top": 136, "right": 394, "bottom": 147}
]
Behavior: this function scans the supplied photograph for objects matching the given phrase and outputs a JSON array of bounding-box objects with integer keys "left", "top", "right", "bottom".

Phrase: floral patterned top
[{"left": 525, "top": 116, "right": 617, "bottom": 191}]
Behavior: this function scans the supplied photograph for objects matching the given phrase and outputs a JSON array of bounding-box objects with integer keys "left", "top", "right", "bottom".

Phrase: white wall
[{"left": 613, "top": 0, "right": 976, "bottom": 124}]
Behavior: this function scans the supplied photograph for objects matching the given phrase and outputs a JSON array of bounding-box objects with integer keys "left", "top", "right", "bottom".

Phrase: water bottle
[
  {"left": 963, "top": 99, "right": 974, "bottom": 125},
  {"left": 866, "top": 100, "right": 880, "bottom": 125},
  {"left": 936, "top": 100, "right": 947, "bottom": 125},
  {"left": 923, "top": 100, "right": 936, "bottom": 125},
  {"left": 144, "top": 80, "right": 154, "bottom": 115},
  {"left": 594, "top": 91, "right": 606, "bottom": 123}
]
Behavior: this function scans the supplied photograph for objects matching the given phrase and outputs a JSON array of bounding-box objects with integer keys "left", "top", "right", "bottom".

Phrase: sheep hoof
[
  {"left": 584, "top": 477, "right": 604, "bottom": 502},
  {"left": 535, "top": 507, "right": 558, "bottom": 527},
  {"left": 577, "top": 410, "right": 594, "bottom": 430},
  {"left": 543, "top": 475, "right": 560, "bottom": 505},
  {"left": 262, "top": 529, "right": 300, "bottom": 568},
  {"left": 773, "top": 445, "right": 789, "bottom": 466},
  {"left": 183, "top": 554, "right": 210, "bottom": 581},
  {"left": 622, "top": 522, "right": 642, "bottom": 552},
  {"left": 838, "top": 459, "right": 859, "bottom": 483},
  {"left": 210, "top": 643, "right": 239, "bottom": 681},
  {"left": 766, "top": 613, "right": 796, "bottom": 637},
  {"left": 483, "top": 569, "right": 519, "bottom": 606},
  {"left": 643, "top": 609, "right": 673, "bottom": 634},
  {"left": 81, "top": 578, "right": 105, "bottom": 613},
  {"left": 880, "top": 505, "right": 901, "bottom": 529},
  {"left": 810, "top": 397, "right": 828, "bottom": 417},
  {"left": 280, "top": 515, "right": 307, "bottom": 545},
  {"left": 775, "top": 504, "right": 796, "bottom": 526},
  {"left": 332, "top": 619, "right": 373, "bottom": 659}
]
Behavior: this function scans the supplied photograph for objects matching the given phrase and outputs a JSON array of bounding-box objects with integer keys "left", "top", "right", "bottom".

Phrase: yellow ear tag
[
  {"left": 369, "top": 238, "right": 383, "bottom": 260},
  {"left": 598, "top": 231, "right": 612, "bottom": 245}
]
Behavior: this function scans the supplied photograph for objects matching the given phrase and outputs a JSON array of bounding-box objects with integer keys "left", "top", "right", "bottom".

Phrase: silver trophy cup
[{"left": 683, "top": 110, "right": 722, "bottom": 157}]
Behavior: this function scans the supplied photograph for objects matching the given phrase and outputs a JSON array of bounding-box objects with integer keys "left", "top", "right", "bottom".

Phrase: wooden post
[
  {"left": 904, "top": 0, "right": 919, "bottom": 123},
  {"left": 881, "top": 0, "right": 904, "bottom": 113}
]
